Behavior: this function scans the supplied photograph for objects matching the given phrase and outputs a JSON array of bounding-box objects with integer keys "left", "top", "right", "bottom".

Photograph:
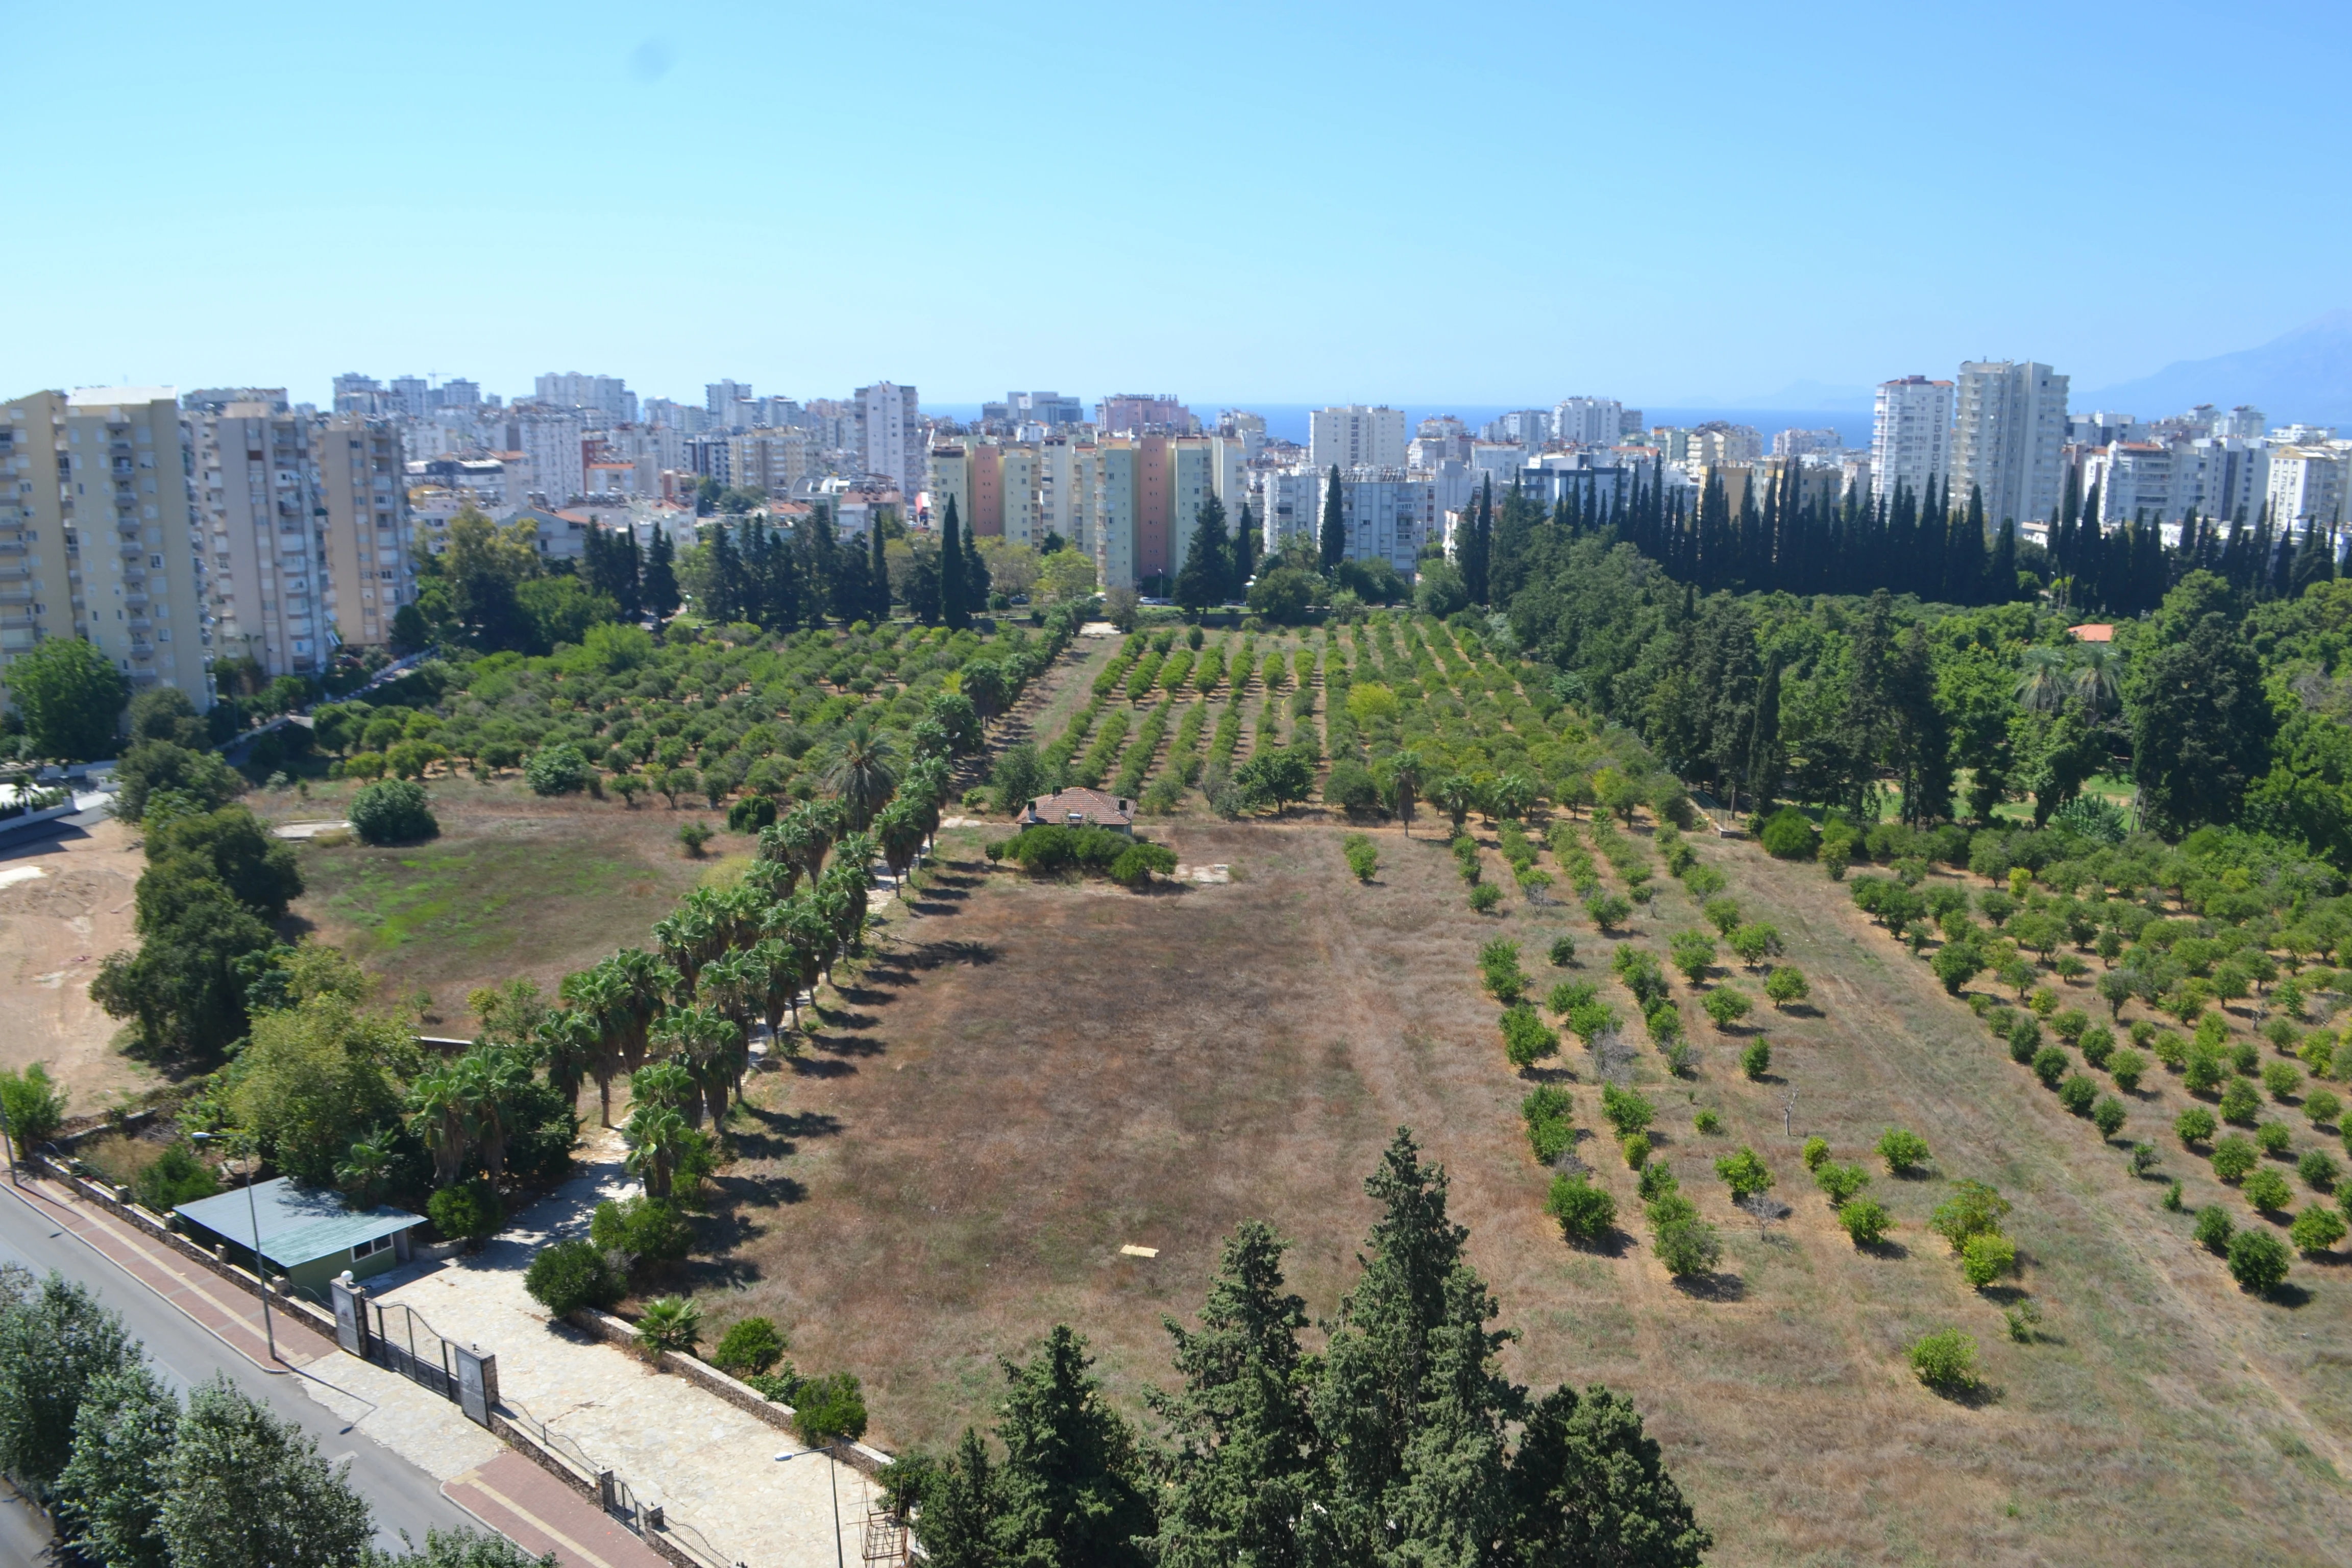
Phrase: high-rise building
[
  {"left": 519, "top": 411, "right": 586, "bottom": 504},
  {"left": 854, "top": 382, "right": 921, "bottom": 504},
  {"left": 1, "top": 387, "right": 211, "bottom": 712},
  {"left": 1319, "top": 468, "right": 1435, "bottom": 574},
  {"left": 1257, "top": 467, "right": 1322, "bottom": 554},
  {"left": 1871, "top": 376, "right": 1954, "bottom": 504},
  {"left": 2214, "top": 405, "right": 2267, "bottom": 440},
  {"left": 1309, "top": 406, "right": 1408, "bottom": 473},
  {"left": 1552, "top": 397, "right": 1623, "bottom": 448},
  {"left": 1038, "top": 437, "right": 1099, "bottom": 553},
  {"left": 1096, "top": 394, "right": 1196, "bottom": 435},
  {"left": 2268, "top": 446, "right": 2351, "bottom": 534},
  {"left": 728, "top": 429, "right": 807, "bottom": 496},
  {"left": 189, "top": 397, "right": 330, "bottom": 678},
  {"left": 316, "top": 414, "right": 412, "bottom": 653},
  {"left": 1951, "top": 360, "right": 2068, "bottom": 526},
  {"left": 705, "top": 380, "right": 751, "bottom": 419},
  {"left": 1772, "top": 428, "right": 1843, "bottom": 458}
]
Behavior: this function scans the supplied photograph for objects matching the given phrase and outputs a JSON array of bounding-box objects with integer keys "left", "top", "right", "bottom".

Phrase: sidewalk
[
  {"left": 15, "top": 1176, "right": 667, "bottom": 1568},
  {"left": 367, "top": 1126, "right": 877, "bottom": 1568}
]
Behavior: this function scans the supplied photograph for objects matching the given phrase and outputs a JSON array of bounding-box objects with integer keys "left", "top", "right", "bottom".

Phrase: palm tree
[
  {"left": 534, "top": 1008, "right": 598, "bottom": 1111},
  {"left": 1490, "top": 771, "right": 1536, "bottom": 822},
  {"left": 900, "top": 756, "right": 951, "bottom": 851},
  {"left": 1389, "top": 748, "right": 1424, "bottom": 837},
  {"left": 772, "top": 801, "right": 838, "bottom": 885},
  {"left": 2016, "top": 646, "right": 2070, "bottom": 712},
  {"left": 453, "top": 1045, "right": 532, "bottom": 1184},
  {"left": 1432, "top": 773, "right": 1478, "bottom": 837},
  {"left": 407, "top": 1066, "right": 470, "bottom": 1188},
  {"left": 559, "top": 965, "right": 628, "bottom": 1125},
  {"left": 823, "top": 719, "right": 900, "bottom": 832},
  {"left": 875, "top": 800, "right": 927, "bottom": 890},
  {"left": 2072, "top": 644, "right": 2121, "bottom": 717},
  {"left": 651, "top": 1002, "right": 739, "bottom": 1128},
  {"left": 622, "top": 1104, "right": 689, "bottom": 1199},
  {"left": 747, "top": 937, "right": 797, "bottom": 1042},
  {"left": 698, "top": 950, "right": 762, "bottom": 1048},
  {"left": 610, "top": 948, "right": 675, "bottom": 1075}
]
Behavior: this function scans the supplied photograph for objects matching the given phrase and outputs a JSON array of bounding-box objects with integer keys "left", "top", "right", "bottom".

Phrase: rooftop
[{"left": 174, "top": 1177, "right": 421, "bottom": 1269}]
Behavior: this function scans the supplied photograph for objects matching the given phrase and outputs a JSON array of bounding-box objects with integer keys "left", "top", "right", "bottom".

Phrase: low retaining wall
[
  {"left": 487, "top": 1410, "right": 712, "bottom": 1568},
  {"left": 565, "top": 1307, "right": 893, "bottom": 1476}
]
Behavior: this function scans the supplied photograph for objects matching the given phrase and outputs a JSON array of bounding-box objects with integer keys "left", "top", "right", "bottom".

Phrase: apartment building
[
  {"left": 534, "top": 373, "right": 636, "bottom": 425},
  {"left": 728, "top": 428, "right": 807, "bottom": 496},
  {"left": 1096, "top": 394, "right": 1195, "bottom": 435},
  {"left": 2268, "top": 445, "right": 2352, "bottom": 533},
  {"left": 1871, "top": 376, "right": 1954, "bottom": 504},
  {"left": 1552, "top": 397, "right": 1624, "bottom": 448},
  {"left": 1038, "top": 437, "right": 1098, "bottom": 553},
  {"left": 1309, "top": 405, "right": 1407, "bottom": 472},
  {"left": 1257, "top": 467, "right": 1322, "bottom": 553},
  {"left": 1952, "top": 360, "right": 2068, "bottom": 525},
  {"left": 317, "top": 413, "right": 412, "bottom": 652},
  {"left": 1321, "top": 468, "right": 1434, "bottom": 574},
  {"left": 188, "top": 395, "right": 330, "bottom": 678},
  {"left": 0, "top": 387, "right": 211, "bottom": 713},
  {"left": 855, "top": 382, "right": 922, "bottom": 501}
]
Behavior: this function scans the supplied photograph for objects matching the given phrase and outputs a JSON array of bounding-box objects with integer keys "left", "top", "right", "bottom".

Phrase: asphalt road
[{"left": 0, "top": 1179, "right": 476, "bottom": 1556}]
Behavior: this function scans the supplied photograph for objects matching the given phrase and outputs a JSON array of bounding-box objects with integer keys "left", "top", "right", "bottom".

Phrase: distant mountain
[{"left": 2082, "top": 311, "right": 2352, "bottom": 427}]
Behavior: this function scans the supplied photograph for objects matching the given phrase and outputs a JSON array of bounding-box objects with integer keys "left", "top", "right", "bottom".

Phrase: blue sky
[{"left": 4, "top": 1, "right": 2344, "bottom": 411}]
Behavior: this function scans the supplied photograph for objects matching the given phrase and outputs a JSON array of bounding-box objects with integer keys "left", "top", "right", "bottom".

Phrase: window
[{"left": 351, "top": 1234, "right": 391, "bottom": 1260}]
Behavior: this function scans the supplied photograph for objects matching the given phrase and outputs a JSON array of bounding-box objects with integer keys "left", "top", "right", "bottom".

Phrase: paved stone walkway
[{"left": 368, "top": 1126, "right": 877, "bottom": 1568}]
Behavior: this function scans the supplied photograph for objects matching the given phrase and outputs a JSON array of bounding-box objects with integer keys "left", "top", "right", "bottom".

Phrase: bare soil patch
[{"left": 0, "top": 818, "right": 162, "bottom": 1107}]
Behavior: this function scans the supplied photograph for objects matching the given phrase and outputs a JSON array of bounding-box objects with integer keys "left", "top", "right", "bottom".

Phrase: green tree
[
  {"left": 821, "top": 718, "right": 900, "bottom": 832},
  {"left": 940, "top": 496, "right": 970, "bottom": 630},
  {"left": 2125, "top": 572, "right": 2275, "bottom": 836},
  {"left": 0, "top": 1273, "right": 134, "bottom": 1503},
  {"left": 159, "top": 1373, "right": 375, "bottom": 1568},
  {"left": 348, "top": 778, "right": 438, "bottom": 844},
  {"left": 1175, "top": 495, "right": 1235, "bottom": 612},
  {"left": 0, "top": 1063, "right": 69, "bottom": 1152},
  {"left": 91, "top": 860, "right": 276, "bottom": 1063},
  {"left": 1504, "top": 1384, "right": 1711, "bottom": 1568},
  {"left": 113, "top": 740, "right": 243, "bottom": 824},
  {"left": 57, "top": 1360, "right": 178, "bottom": 1568},
  {"left": 7, "top": 635, "right": 129, "bottom": 761},
  {"left": 145, "top": 806, "right": 303, "bottom": 920},
  {"left": 228, "top": 995, "right": 407, "bottom": 1186},
  {"left": 1318, "top": 465, "right": 1346, "bottom": 572}
]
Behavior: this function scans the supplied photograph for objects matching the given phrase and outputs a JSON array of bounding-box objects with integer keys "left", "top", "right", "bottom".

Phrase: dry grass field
[
  {"left": 703, "top": 810, "right": 2352, "bottom": 1568},
  {"left": 0, "top": 817, "right": 164, "bottom": 1107}
]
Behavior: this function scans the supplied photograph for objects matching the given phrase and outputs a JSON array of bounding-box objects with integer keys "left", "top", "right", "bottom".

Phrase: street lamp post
[
  {"left": 778, "top": 1442, "right": 849, "bottom": 1568},
  {"left": 192, "top": 1132, "right": 275, "bottom": 1363}
]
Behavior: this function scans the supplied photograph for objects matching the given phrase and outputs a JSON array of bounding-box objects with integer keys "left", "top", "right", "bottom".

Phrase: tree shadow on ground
[
  {"left": 1670, "top": 1270, "right": 1746, "bottom": 1302},
  {"left": 1926, "top": 1379, "right": 2005, "bottom": 1409},
  {"left": 787, "top": 1056, "right": 859, "bottom": 1079},
  {"left": 1857, "top": 1236, "right": 1912, "bottom": 1261}
]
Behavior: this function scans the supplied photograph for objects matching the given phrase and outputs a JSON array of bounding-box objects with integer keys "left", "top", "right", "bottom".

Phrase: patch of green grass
[{"left": 302, "top": 832, "right": 659, "bottom": 972}]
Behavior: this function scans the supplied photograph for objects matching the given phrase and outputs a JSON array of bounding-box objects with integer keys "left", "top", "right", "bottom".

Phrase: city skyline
[{"left": 5, "top": 1, "right": 2345, "bottom": 407}]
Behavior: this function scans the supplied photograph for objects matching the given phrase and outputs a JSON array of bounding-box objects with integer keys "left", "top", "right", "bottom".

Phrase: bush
[
  {"left": 524, "top": 1239, "right": 626, "bottom": 1315},
  {"left": 1702, "top": 988, "right": 1752, "bottom": 1032},
  {"left": 2057, "top": 1074, "right": 2099, "bottom": 1116},
  {"left": 1930, "top": 1180, "right": 2012, "bottom": 1250},
  {"left": 1499, "top": 1006, "right": 1559, "bottom": 1070},
  {"left": 1651, "top": 1216, "right": 1722, "bottom": 1277},
  {"left": 2031, "top": 1046, "right": 2073, "bottom": 1092},
  {"left": 1692, "top": 1108, "right": 1723, "bottom": 1134},
  {"left": 2092, "top": 1096, "right": 2128, "bottom": 1139},
  {"left": 2298, "top": 1148, "right": 2339, "bottom": 1191},
  {"left": 711, "top": 1316, "right": 788, "bottom": 1376},
  {"left": 348, "top": 779, "right": 437, "bottom": 845},
  {"left": 2306, "top": 1089, "right": 2344, "bottom": 1127},
  {"left": 1621, "top": 1133, "right": 1652, "bottom": 1169},
  {"left": 1764, "top": 967, "right": 1809, "bottom": 1009},
  {"left": 523, "top": 743, "right": 591, "bottom": 796},
  {"left": 2078, "top": 1024, "right": 2114, "bottom": 1068},
  {"left": 1522, "top": 1085, "right": 1575, "bottom": 1164},
  {"left": 1960, "top": 1232, "right": 2018, "bottom": 1287},
  {"left": 2290, "top": 1204, "right": 2347, "bottom": 1255},
  {"left": 1758, "top": 807, "right": 1817, "bottom": 861},
  {"left": 2256, "top": 1120, "right": 2292, "bottom": 1157},
  {"left": 678, "top": 821, "right": 714, "bottom": 857},
  {"left": 1341, "top": 834, "right": 1379, "bottom": 883},
  {"left": 1547, "top": 934, "right": 1577, "bottom": 967},
  {"left": 1801, "top": 1136, "right": 1829, "bottom": 1171},
  {"left": 634, "top": 1295, "right": 703, "bottom": 1356},
  {"left": 428, "top": 1183, "right": 503, "bottom": 1247},
  {"left": 2242, "top": 1167, "right": 2294, "bottom": 1213},
  {"left": 2211, "top": 1135, "right": 2258, "bottom": 1183},
  {"left": 590, "top": 1195, "right": 694, "bottom": 1269},
  {"left": 1544, "top": 1173, "right": 1616, "bottom": 1245},
  {"left": 1109, "top": 841, "right": 1178, "bottom": 888},
  {"left": 1908, "top": 1329, "right": 1980, "bottom": 1393},
  {"left": 1714, "top": 1146, "right": 1774, "bottom": 1199},
  {"left": 2174, "top": 1106, "right": 2217, "bottom": 1146},
  {"left": 1839, "top": 1198, "right": 1892, "bottom": 1246},
  {"left": 1599, "top": 1082, "right": 1654, "bottom": 1137},
  {"left": 1876, "top": 1128, "right": 1930, "bottom": 1175},
  {"left": 2218, "top": 1078, "right": 2262, "bottom": 1125},
  {"left": 133, "top": 1142, "right": 221, "bottom": 1210},
  {"left": 1816, "top": 1162, "right": 1870, "bottom": 1206},
  {"left": 790, "top": 1371, "right": 869, "bottom": 1444},
  {"left": 2109, "top": 1048, "right": 2148, "bottom": 1093},
  {"left": 2263, "top": 1059, "right": 2303, "bottom": 1102},
  {"left": 0, "top": 1063, "right": 69, "bottom": 1149},
  {"left": 2226, "top": 1228, "right": 2292, "bottom": 1293},
  {"left": 2193, "top": 1203, "right": 2238, "bottom": 1252},
  {"left": 2130, "top": 1142, "right": 2162, "bottom": 1178},
  {"left": 1739, "top": 1038, "right": 1771, "bottom": 1080}
]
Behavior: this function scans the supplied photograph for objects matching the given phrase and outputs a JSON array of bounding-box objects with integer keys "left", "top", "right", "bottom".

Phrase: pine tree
[
  {"left": 1989, "top": 519, "right": 2017, "bottom": 603},
  {"left": 1462, "top": 477, "right": 1493, "bottom": 604},
  {"left": 642, "top": 527, "right": 681, "bottom": 620},
  {"left": 1174, "top": 495, "right": 1233, "bottom": 613},
  {"left": 1950, "top": 483, "right": 1987, "bottom": 603},
  {"left": 990, "top": 1326, "right": 1154, "bottom": 1567},
  {"left": 1319, "top": 465, "right": 1348, "bottom": 572},
  {"left": 940, "top": 496, "right": 970, "bottom": 629},
  {"left": 2291, "top": 514, "right": 2334, "bottom": 597}
]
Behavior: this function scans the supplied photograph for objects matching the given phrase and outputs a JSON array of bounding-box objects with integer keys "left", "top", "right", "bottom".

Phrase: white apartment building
[
  {"left": 0, "top": 388, "right": 211, "bottom": 713},
  {"left": 2268, "top": 445, "right": 2351, "bottom": 532},
  {"left": 1321, "top": 468, "right": 1433, "bottom": 575},
  {"left": 534, "top": 373, "right": 635, "bottom": 424},
  {"left": 1952, "top": 360, "right": 2068, "bottom": 525},
  {"left": 1038, "top": 437, "right": 1097, "bottom": 553},
  {"left": 519, "top": 410, "right": 585, "bottom": 505},
  {"left": 1309, "top": 405, "right": 1407, "bottom": 472},
  {"left": 1257, "top": 466, "right": 1322, "bottom": 553},
  {"left": 856, "top": 382, "right": 922, "bottom": 501},
  {"left": 189, "top": 397, "right": 329, "bottom": 678},
  {"left": 1687, "top": 422, "right": 1763, "bottom": 467},
  {"left": 1093, "top": 444, "right": 1137, "bottom": 590},
  {"left": 1871, "top": 376, "right": 1954, "bottom": 504},
  {"left": 1552, "top": 397, "right": 1623, "bottom": 448},
  {"left": 2084, "top": 437, "right": 2271, "bottom": 528},
  {"left": 1469, "top": 442, "right": 1526, "bottom": 488}
]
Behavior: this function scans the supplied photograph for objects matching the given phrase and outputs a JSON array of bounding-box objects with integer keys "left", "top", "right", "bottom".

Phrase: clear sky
[{"left": 4, "top": 0, "right": 2344, "bottom": 411}]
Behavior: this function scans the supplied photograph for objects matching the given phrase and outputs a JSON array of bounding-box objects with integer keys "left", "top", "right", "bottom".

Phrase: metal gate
[{"left": 334, "top": 1282, "right": 493, "bottom": 1422}]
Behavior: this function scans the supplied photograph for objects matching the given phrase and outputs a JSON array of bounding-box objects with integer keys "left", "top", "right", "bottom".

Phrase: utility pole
[{"left": 193, "top": 1132, "right": 275, "bottom": 1363}]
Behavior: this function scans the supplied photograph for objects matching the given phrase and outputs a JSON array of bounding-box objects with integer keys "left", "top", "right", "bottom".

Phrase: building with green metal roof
[{"left": 174, "top": 1178, "right": 423, "bottom": 1295}]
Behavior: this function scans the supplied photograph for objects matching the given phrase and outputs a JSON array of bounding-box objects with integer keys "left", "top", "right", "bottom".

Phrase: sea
[{"left": 923, "top": 403, "right": 1874, "bottom": 451}]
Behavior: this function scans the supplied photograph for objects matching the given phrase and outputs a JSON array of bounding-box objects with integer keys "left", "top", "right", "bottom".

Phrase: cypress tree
[
  {"left": 1319, "top": 466, "right": 1348, "bottom": 573},
  {"left": 940, "top": 496, "right": 969, "bottom": 629},
  {"left": 703, "top": 520, "right": 747, "bottom": 623},
  {"left": 1458, "top": 476, "right": 1492, "bottom": 604},
  {"left": 2290, "top": 515, "right": 2333, "bottom": 598},
  {"left": 1174, "top": 495, "right": 1233, "bottom": 613},
  {"left": 1952, "top": 484, "right": 1988, "bottom": 603},
  {"left": 1234, "top": 501, "right": 1259, "bottom": 589},
  {"left": 1990, "top": 519, "right": 2018, "bottom": 602},
  {"left": 642, "top": 527, "right": 680, "bottom": 620},
  {"left": 962, "top": 515, "right": 992, "bottom": 609}
]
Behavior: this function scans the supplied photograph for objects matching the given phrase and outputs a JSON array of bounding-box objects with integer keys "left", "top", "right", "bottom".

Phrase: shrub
[
  {"left": 1599, "top": 1082, "right": 1654, "bottom": 1138},
  {"left": 428, "top": 1183, "right": 503, "bottom": 1248},
  {"left": 678, "top": 821, "right": 714, "bottom": 857},
  {"left": 2218, "top": 1078, "right": 2262, "bottom": 1125},
  {"left": 2306, "top": 1089, "right": 2344, "bottom": 1127},
  {"left": 1736, "top": 1039, "right": 1771, "bottom": 1081},
  {"left": 348, "top": 779, "right": 437, "bottom": 845},
  {"left": 2077, "top": 1025, "right": 2115, "bottom": 1068},
  {"left": 2163, "top": 1178, "right": 2185, "bottom": 1210},
  {"left": 1521, "top": 1085, "right": 1575, "bottom": 1164},
  {"left": 2025, "top": 1044, "right": 2068, "bottom": 1088},
  {"left": 0, "top": 1063, "right": 69, "bottom": 1149},
  {"left": 2256, "top": 1120, "right": 2292, "bottom": 1157},
  {"left": 1816, "top": 1162, "right": 1870, "bottom": 1206},
  {"left": 634, "top": 1295, "right": 703, "bottom": 1356},
  {"left": 2226, "top": 1229, "right": 2291, "bottom": 1293},
  {"left": 1109, "top": 842, "right": 1178, "bottom": 888},
  {"left": 523, "top": 743, "right": 591, "bottom": 796},
  {"left": 134, "top": 1142, "right": 221, "bottom": 1210},
  {"left": 1908, "top": 1329, "right": 1980, "bottom": 1393},
  {"left": 1758, "top": 807, "right": 1817, "bottom": 860},
  {"left": 1692, "top": 1108, "right": 1723, "bottom": 1135},
  {"left": 1637, "top": 1161, "right": 1679, "bottom": 1203},
  {"left": 2192, "top": 1205, "right": 2235, "bottom": 1252},
  {"left": 1930, "top": 1180, "right": 2012, "bottom": 1249},
  {"left": 2174, "top": 1106, "right": 2217, "bottom": 1146},
  {"left": 2007, "top": 1015, "right": 2042, "bottom": 1065},
  {"left": 2290, "top": 1204, "right": 2347, "bottom": 1255},
  {"left": 1652, "top": 1216, "right": 1722, "bottom": 1277},
  {"left": 1585, "top": 892, "right": 1632, "bottom": 932},
  {"left": 1931, "top": 941, "right": 1984, "bottom": 996},
  {"left": 524, "top": 1239, "right": 626, "bottom": 1316},
  {"left": 1545, "top": 1173, "right": 1616, "bottom": 1245},
  {"left": 2092, "top": 1096, "right": 2128, "bottom": 1139},
  {"left": 1341, "top": 834, "right": 1379, "bottom": 883},
  {"left": 1714, "top": 1146, "right": 1774, "bottom": 1200},
  {"left": 2210, "top": 1136, "right": 2258, "bottom": 1183},
  {"left": 2129, "top": 1142, "right": 2161, "bottom": 1177},
  {"left": 1469, "top": 883, "right": 1504, "bottom": 914},
  {"left": 1877, "top": 1128, "right": 1930, "bottom": 1174},
  {"left": 2264, "top": 1059, "right": 2304, "bottom": 1101},
  {"left": 2050, "top": 1009, "right": 2090, "bottom": 1044},
  {"left": 2298, "top": 1148, "right": 2339, "bottom": 1191},
  {"left": 1547, "top": 934, "right": 1577, "bottom": 967},
  {"left": 1764, "top": 967, "right": 1809, "bottom": 1009},
  {"left": 1499, "top": 1006, "right": 1559, "bottom": 1070},
  {"left": 712, "top": 1316, "right": 788, "bottom": 1376},
  {"left": 1801, "top": 1136, "right": 1830, "bottom": 1171},
  {"left": 1622, "top": 1133, "right": 1652, "bottom": 1169},
  {"left": 2184, "top": 1048, "right": 2226, "bottom": 1096},
  {"left": 2242, "top": 1167, "right": 2294, "bottom": 1213},
  {"left": 2057, "top": 1074, "right": 2099, "bottom": 1116},
  {"left": 1480, "top": 938, "right": 1527, "bottom": 1000},
  {"left": 1839, "top": 1197, "right": 1893, "bottom": 1246},
  {"left": 590, "top": 1195, "right": 695, "bottom": 1266},
  {"left": 2109, "top": 1048, "right": 2148, "bottom": 1093},
  {"left": 1702, "top": 988, "right": 1752, "bottom": 1032},
  {"left": 1960, "top": 1232, "right": 2018, "bottom": 1287}
]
